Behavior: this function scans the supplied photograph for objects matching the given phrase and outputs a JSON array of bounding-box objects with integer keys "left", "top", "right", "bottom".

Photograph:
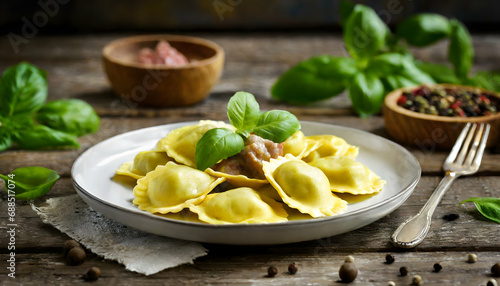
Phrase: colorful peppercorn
[
  {"left": 433, "top": 263, "right": 442, "bottom": 272},
  {"left": 339, "top": 262, "right": 358, "bottom": 283},
  {"left": 398, "top": 85, "right": 498, "bottom": 117},
  {"left": 385, "top": 254, "right": 395, "bottom": 264},
  {"left": 467, "top": 253, "right": 478, "bottom": 263},
  {"left": 412, "top": 274, "right": 423, "bottom": 286},
  {"left": 288, "top": 263, "right": 298, "bottom": 274},
  {"left": 66, "top": 247, "right": 86, "bottom": 266},
  {"left": 267, "top": 266, "right": 278, "bottom": 277},
  {"left": 400, "top": 266, "right": 408, "bottom": 276},
  {"left": 442, "top": 214, "right": 459, "bottom": 221},
  {"left": 492, "top": 263, "right": 500, "bottom": 277},
  {"left": 83, "top": 267, "right": 101, "bottom": 281}
]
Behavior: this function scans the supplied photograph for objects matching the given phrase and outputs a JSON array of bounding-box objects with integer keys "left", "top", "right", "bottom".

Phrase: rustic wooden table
[{"left": 1, "top": 33, "right": 499, "bottom": 285}]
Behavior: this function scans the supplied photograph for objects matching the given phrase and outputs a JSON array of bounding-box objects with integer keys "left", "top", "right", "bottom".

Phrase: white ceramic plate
[{"left": 72, "top": 121, "right": 420, "bottom": 245}]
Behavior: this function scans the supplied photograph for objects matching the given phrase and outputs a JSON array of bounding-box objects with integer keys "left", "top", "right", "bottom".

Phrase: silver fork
[{"left": 391, "top": 122, "right": 490, "bottom": 248}]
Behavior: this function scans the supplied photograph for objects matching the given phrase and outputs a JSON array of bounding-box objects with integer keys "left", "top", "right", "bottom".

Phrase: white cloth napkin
[{"left": 32, "top": 194, "right": 208, "bottom": 275}]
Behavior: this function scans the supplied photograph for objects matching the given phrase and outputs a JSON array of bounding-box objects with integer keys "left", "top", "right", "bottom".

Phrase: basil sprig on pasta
[{"left": 195, "top": 92, "right": 300, "bottom": 171}]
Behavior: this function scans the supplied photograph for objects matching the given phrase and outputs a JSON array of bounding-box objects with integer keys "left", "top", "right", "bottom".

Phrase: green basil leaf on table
[
  {"left": 448, "top": 19, "right": 474, "bottom": 79},
  {"left": 36, "top": 99, "right": 100, "bottom": 137},
  {"left": 195, "top": 128, "right": 245, "bottom": 171},
  {"left": 367, "top": 53, "right": 435, "bottom": 85},
  {"left": 0, "top": 62, "right": 47, "bottom": 117},
  {"left": 460, "top": 197, "right": 500, "bottom": 224},
  {"left": 9, "top": 114, "right": 35, "bottom": 129},
  {"left": 466, "top": 71, "right": 500, "bottom": 92},
  {"left": 227, "top": 91, "right": 260, "bottom": 138},
  {"left": 396, "top": 14, "right": 450, "bottom": 47},
  {"left": 322, "top": 56, "right": 358, "bottom": 80},
  {"left": 12, "top": 125, "right": 80, "bottom": 150},
  {"left": 401, "top": 60, "right": 436, "bottom": 85},
  {"left": 366, "top": 53, "right": 408, "bottom": 76},
  {"left": 253, "top": 110, "right": 301, "bottom": 143},
  {"left": 414, "top": 61, "right": 461, "bottom": 84},
  {"left": 271, "top": 56, "right": 351, "bottom": 105},
  {"left": 0, "top": 166, "right": 59, "bottom": 200},
  {"left": 0, "top": 127, "right": 12, "bottom": 152},
  {"left": 343, "top": 4, "right": 390, "bottom": 60},
  {"left": 381, "top": 75, "right": 419, "bottom": 92},
  {"left": 348, "top": 72, "right": 385, "bottom": 118}
]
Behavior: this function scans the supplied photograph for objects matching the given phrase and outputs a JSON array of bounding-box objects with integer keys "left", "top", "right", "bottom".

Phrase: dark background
[{"left": 1, "top": 0, "right": 499, "bottom": 35}]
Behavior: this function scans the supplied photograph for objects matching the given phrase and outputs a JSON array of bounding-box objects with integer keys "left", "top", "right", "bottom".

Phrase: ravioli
[
  {"left": 282, "top": 131, "right": 321, "bottom": 159},
  {"left": 116, "top": 150, "right": 172, "bottom": 180},
  {"left": 205, "top": 168, "right": 268, "bottom": 189},
  {"left": 256, "top": 184, "right": 282, "bottom": 202},
  {"left": 302, "top": 135, "right": 359, "bottom": 162},
  {"left": 189, "top": 187, "right": 288, "bottom": 224},
  {"left": 262, "top": 155, "right": 347, "bottom": 218},
  {"left": 160, "top": 120, "right": 235, "bottom": 168},
  {"left": 309, "top": 156, "right": 386, "bottom": 195},
  {"left": 133, "top": 161, "right": 225, "bottom": 214}
]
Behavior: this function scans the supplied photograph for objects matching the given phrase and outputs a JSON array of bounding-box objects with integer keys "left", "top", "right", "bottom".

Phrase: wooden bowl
[
  {"left": 383, "top": 84, "right": 500, "bottom": 149},
  {"left": 102, "top": 35, "right": 224, "bottom": 107}
]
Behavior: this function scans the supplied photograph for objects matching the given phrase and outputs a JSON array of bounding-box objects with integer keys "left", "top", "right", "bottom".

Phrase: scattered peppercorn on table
[{"left": 1, "top": 33, "right": 500, "bottom": 285}]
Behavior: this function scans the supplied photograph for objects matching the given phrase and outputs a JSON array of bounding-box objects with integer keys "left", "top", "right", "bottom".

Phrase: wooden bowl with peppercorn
[
  {"left": 102, "top": 34, "right": 224, "bottom": 107},
  {"left": 383, "top": 84, "right": 500, "bottom": 149}
]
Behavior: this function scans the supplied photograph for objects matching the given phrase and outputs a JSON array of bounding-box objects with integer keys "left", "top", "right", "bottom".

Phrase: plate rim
[{"left": 71, "top": 120, "right": 421, "bottom": 230}]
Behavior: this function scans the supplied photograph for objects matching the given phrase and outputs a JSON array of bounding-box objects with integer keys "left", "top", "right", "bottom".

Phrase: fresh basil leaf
[
  {"left": 9, "top": 114, "right": 35, "bottom": 130},
  {"left": 348, "top": 72, "right": 385, "bottom": 118},
  {"left": 448, "top": 19, "right": 474, "bottom": 79},
  {"left": 0, "top": 127, "right": 12, "bottom": 152},
  {"left": 253, "top": 110, "right": 301, "bottom": 143},
  {"left": 367, "top": 53, "right": 435, "bottom": 87},
  {"left": 0, "top": 166, "right": 59, "bottom": 200},
  {"left": 381, "top": 75, "right": 419, "bottom": 92},
  {"left": 227, "top": 91, "right": 260, "bottom": 137},
  {"left": 36, "top": 99, "right": 100, "bottom": 137},
  {"left": 339, "top": 0, "right": 356, "bottom": 26},
  {"left": 12, "top": 125, "right": 79, "bottom": 150},
  {"left": 466, "top": 71, "right": 500, "bottom": 92},
  {"left": 460, "top": 197, "right": 500, "bottom": 224},
  {"left": 343, "top": 4, "right": 390, "bottom": 60},
  {"left": 271, "top": 56, "right": 353, "bottom": 105},
  {"left": 396, "top": 14, "right": 450, "bottom": 47},
  {"left": 367, "top": 53, "right": 407, "bottom": 76},
  {"left": 195, "top": 128, "right": 244, "bottom": 171},
  {"left": 414, "top": 61, "right": 461, "bottom": 84},
  {"left": 0, "top": 62, "right": 47, "bottom": 117}
]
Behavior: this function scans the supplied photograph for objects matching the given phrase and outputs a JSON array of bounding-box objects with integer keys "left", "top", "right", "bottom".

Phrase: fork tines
[{"left": 445, "top": 122, "right": 490, "bottom": 170}]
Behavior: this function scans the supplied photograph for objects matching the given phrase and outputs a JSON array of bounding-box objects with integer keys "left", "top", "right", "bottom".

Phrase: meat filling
[{"left": 214, "top": 134, "right": 283, "bottom": 179}]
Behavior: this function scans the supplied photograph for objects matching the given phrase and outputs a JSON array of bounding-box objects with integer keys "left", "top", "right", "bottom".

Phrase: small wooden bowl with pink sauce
[
  {"left": 383, "top": 84, "right": 500, "bottom": 149},
  {"left": 102, "top": 35, "right": 224, "bottom": 107}
]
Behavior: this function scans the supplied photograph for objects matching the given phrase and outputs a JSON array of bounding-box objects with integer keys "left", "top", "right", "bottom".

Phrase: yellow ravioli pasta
[
  {"left": 205, "top": 168, "right": 268, "bottom": 189},
  {"left": 189, "top": 187, "right": 288, "bottom": 224},
  {"left": 303, "top": 135, "right": 359, "bottom": 162},
  {"left": 282, "top": 131, "right": 321, "bottom": 160},
  {"left": 263, "top": 155, "right": 347, "bottom": 218},
  {"left": 309, "top": 156, "right": 386, "bottom": 195},
  {"left": 116, "top": 150, "right": 172, "bottom": 180},
  {"left": 160, "top": 120, "right": 235, "bottom": 168},
  {"left": 133, "top": 161, "right": 225, "bottom": 214}
]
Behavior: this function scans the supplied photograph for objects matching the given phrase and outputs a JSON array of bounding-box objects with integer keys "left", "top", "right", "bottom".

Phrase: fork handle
[{"left": 391, "top": 171, "right": 459, "bottom": 248}]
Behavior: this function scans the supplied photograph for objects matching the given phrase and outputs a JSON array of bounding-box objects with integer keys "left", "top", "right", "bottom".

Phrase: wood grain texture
[{"left": 1, "top": 33, "right": 500, "bottom": 285}]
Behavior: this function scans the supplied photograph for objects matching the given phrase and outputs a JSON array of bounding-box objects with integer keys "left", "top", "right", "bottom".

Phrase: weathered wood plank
[
  {"left": 1, "top": 176, "right": 499, "bottom": 252},
  {"left": 1, "top": 33, "right": 500, "bottom": 117},
  {"left": 0, "top": 251, "right": 498, "bottom": 285}
]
